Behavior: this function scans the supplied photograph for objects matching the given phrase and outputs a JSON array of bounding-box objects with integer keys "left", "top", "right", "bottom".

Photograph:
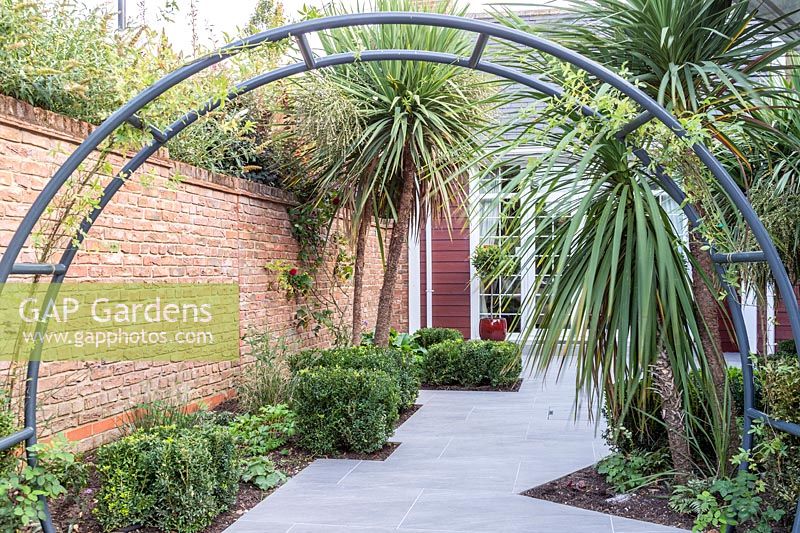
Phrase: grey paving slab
[
  {"left": 288, "top": 459, "right": 362, "bottom": 485},
  {"left": 383, "top": 436, "right": 453, "bottom": 462},
  {"left": 223, "top": 522, "right": 292, "bottom": 533},
  {"left": 287, "top": 525, "right": 476, "bottom": 533},
  {"left": 235, "top": 484, "right": 423, "bottom": 527},
  {"left": 399, "top": 490, "right": 616, "bottom": 533},
  {"left": 225, "top": 366, "right": 689, "bottom": 533},
  {"left": 338, "top": 456, "right": 522, "bottom": 492}
]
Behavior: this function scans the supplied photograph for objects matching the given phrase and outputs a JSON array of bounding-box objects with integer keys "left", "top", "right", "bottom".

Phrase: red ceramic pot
[{"left": 479, "top": 317, "right": 507, "bottom": 341}]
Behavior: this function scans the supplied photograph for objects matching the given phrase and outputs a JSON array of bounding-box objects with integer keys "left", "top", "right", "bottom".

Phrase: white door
[{"left": 470, "top": 161, "right": 563, "bottom": 341}]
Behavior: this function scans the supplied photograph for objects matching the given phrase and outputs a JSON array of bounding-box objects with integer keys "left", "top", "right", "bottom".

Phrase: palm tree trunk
[
  {"left": 373, "top": 144, "right": 415, "bottom": 347},
  {"left": 689, "top": 223, "right": 736, "bottom": 467},
  {"left": 683, "top": 168, "right": 734, "bottom": 467},
  {"left": 689, "top": 233, "right": 728, "bottom": 400},
  {"left": 652, "top": 347, "right": 693, "bottom": 484},
  {"left": 351, "top": 196, "right": 373, "bottom": 345}
]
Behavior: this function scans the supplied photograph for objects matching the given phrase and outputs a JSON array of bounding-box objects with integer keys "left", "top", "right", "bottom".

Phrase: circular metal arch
[{"left": 0, "top": 13, "right": 798, "bottom": 532}]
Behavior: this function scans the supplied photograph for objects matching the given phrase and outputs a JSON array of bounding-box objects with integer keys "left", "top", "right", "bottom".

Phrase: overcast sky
[{"left": 85, "top": 0, "right": 566, "bottom": 54}]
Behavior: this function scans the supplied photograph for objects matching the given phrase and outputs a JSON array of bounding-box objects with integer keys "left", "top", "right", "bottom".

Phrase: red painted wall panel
[
  {"left": 419, "top": 212, "right": 472, "bottom": 338},
  {"left": 718, "top": 302, "right": 739, "bottom": 353},
  {"left": 773, "top": 286, "right": 800, "bottom": 347}
]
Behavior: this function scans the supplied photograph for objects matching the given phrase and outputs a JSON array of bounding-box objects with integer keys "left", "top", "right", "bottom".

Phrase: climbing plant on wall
[{"left": 265, "top": 192, "right": 355, "bottom": 345}]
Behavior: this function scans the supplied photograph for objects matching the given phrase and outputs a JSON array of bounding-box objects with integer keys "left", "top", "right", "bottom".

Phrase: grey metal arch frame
[{"left": 0, "top": 12, "right": 798, "bottom": 532}]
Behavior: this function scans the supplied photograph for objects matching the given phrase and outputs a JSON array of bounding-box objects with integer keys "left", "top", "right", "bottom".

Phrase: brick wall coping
[{"left": 0, "top": 94, "right": 298, "bottom": 207}]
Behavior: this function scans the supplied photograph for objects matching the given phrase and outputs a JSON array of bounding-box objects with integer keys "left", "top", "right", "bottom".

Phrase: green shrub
[
  {"left": 290, "top": 345, "right": 419, "bottom": 408},
  {"left": 152, "top": 435, "right": 218, "bottom": 532},
  {"left": 422, "top": 340, "right": 521, "bottom": 388},
  {"left": 198, "top": 424, "right": 240, "bottom": 511},
  {"left": 0, "top": 0, "right": 285, "bottom": 180},
  {"left": 230, "top": 404, "right": 296, "bottom": 456},
  {"left": 597, "top": 449, "right": 669, "bottom": 493},
  {"left": 762, "top": 356, "right": 800, "bottom": 424},
  {"left": 292, "top": 366, "right": 400, "bottom": 454},
  {"left": 412, "top": 327, "right": 463, "bottom": 349},
  {"left": 0, "top": 436, "right": 87, "bottom": 531},
  {"left": 94, "top": 424, "right": 238, "bottom": 532},
  {"left": 238, "top": 329, "right": 293, "bottom": 412},
  {"left": 757, "top": 357, "right": 800, "bottom": 517},
  {"left": 751, "top": 430, "right": 800, "bottom": 527},
  {"left": 727, "top": 366, "right": 745, "bottom": 417},
  {"left": 776, "top": 339, "right": 796, "bottom": 357},
  {"left": 601, "top": 390, "right": 668, "bottom": 455},
  {"left": 126, "top": 397, "right": 208, "bottom": 434},
  {"left": 422, "top": 340, "right": 461, "bottom": 385},
  {"left": 0, "top": 393, "right": 15, "bottom": 475}
]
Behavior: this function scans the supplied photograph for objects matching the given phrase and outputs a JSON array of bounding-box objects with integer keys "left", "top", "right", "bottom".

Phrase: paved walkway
[{"left": 225, "top": 365, "right": 688, "bottom": 533}]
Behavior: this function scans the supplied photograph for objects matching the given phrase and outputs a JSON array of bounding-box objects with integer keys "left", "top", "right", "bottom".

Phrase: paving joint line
[
  {"left": 511, "top": 460, "right": 522, "bottom": 493},
  {"left": 436, "top": 436, "right": 454, "bottom": 460},
  {"left": 396, "top": 488, "right": 425, "bottom": 529},
  {"left": 336, "top": 459, "right": 363, "bottom": 485}
]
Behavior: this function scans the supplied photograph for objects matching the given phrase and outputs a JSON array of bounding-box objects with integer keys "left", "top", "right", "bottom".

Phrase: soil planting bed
[
  {"left": 51, "top": 404, "right": 421, "bottom": 532},
  {"left": 51, "top": 446, "right": 316, "bottom": 533},
  {"left": 523, "top": 466, "right": 694, "bottom": 530}
]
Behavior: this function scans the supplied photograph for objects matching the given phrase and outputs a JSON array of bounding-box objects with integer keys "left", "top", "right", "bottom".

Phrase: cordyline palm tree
[
  {"left": 484, "top": 69, "right": 728, "bottom": 476},
  {"left": 496, "top": 0, "right": 800, "bottom": 466},
  {"left": 734, "top": 61, "right": 800, "bottom": 352},
  {"left": 286, "top": 0, "right": 498, "bottom": 346}
]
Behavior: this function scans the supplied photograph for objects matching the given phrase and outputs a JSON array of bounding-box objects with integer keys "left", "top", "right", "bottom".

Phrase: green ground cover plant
[
  {"left": 230, "top": 403, "right": 296, "bottom": 456},
  {"left": 239, "top": 455, "right": 287, "bottom": 491},
  {"left": 229, "top": 404, "right": 294, "bottom": 491},
  {"left": 597, "top": 449, "right": 670, "bottom": 493},
  {"left": 0, "top": 436, "right": 87, "bottom": 530}
]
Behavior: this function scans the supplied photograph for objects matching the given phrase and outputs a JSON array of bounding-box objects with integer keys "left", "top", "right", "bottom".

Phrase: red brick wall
[{"left": 0, "top": 95, "right": 408, "bottom": 449}]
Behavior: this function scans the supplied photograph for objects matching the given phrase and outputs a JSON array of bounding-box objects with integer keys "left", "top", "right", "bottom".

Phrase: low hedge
[
  {"left": 412, "top": 327, "right": 463, "bottom": 349},
  {"left": 94, "top": 424, "right": 237, "bottom": 533},
  {"left": 292, "top": 366, "right": 401, "bottom": 454},
  {"left": 759, "top": 356, "right": 800, "bottom": 516},
  {"left": 422, "top": 340, "right": 521, "bottom": 388},
  {"left": 290, "top": 345, "right": 419, "bottom": 408},
  {"left": 762, "top": 355, "right": 800, "bottom": 425}
]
